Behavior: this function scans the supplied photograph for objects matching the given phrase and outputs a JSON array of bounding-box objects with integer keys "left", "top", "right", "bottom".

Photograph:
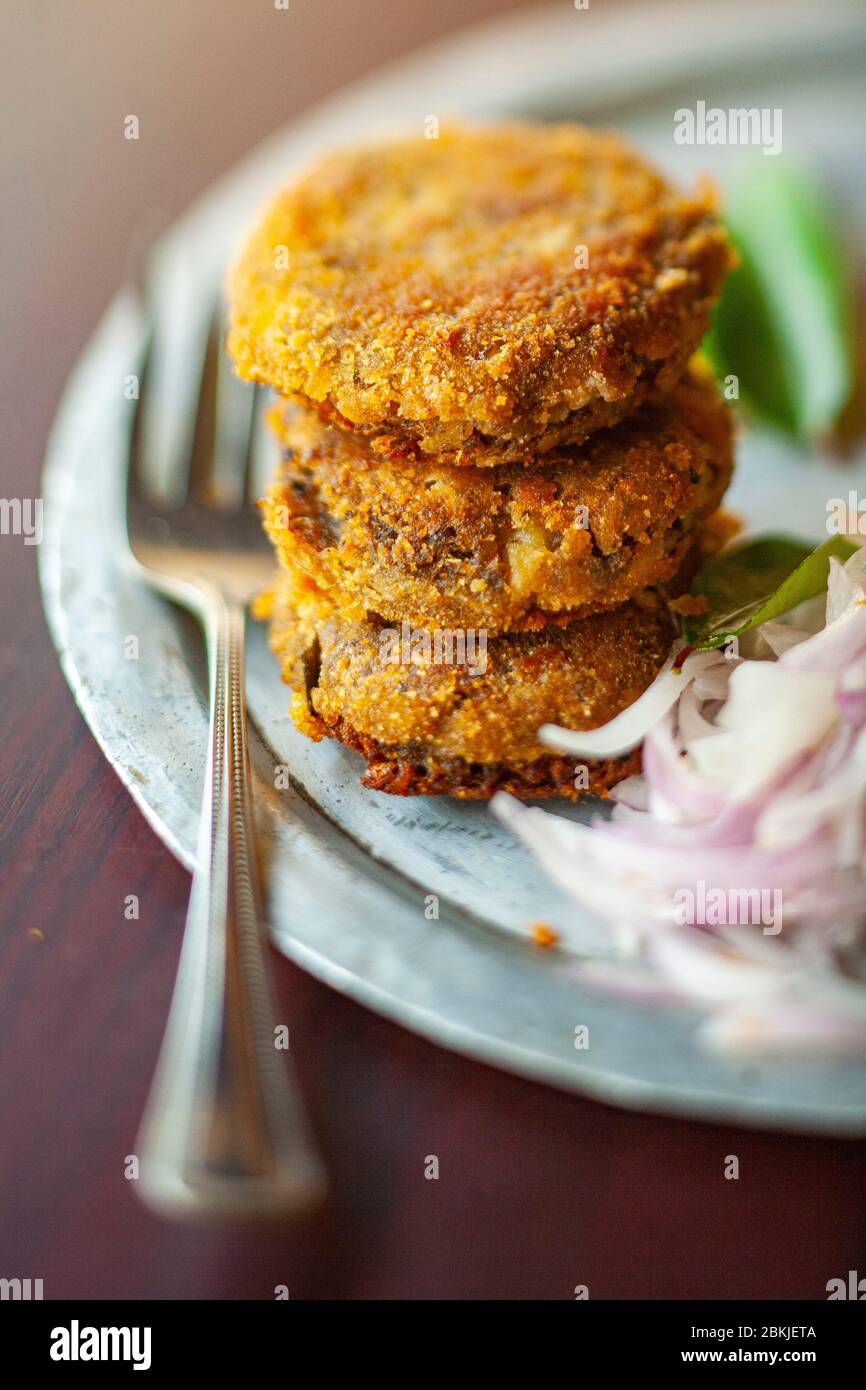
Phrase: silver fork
[{"left": 126, "top": 300, "right": 326, "bottom": 1218}]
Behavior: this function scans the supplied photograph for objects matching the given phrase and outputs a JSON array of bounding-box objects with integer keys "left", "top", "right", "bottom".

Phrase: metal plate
[{"left": 40, "top": 0, "right": 866, "bottom": 1132}]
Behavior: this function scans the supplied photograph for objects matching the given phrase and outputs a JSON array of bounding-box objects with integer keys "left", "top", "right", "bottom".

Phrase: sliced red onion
[
  {"left": 609, "top": 775, "right": 650, "bottom": 811},
  {"left": 539, "top": 642, "right": 687, "bottom": 758},
  {"left": 700, "top": 1000, "right": 866, "bottom": 1057},
  {"left": 756, "top": 621, "right": 811, "bottom": 658},
  {"left": 827, "top": 550, "right": 866, "bottom": 623},
  {"left": 641, "top": 715, "right": 727, "bottom": 821},
  {"left": 690, "top": 657, "right": 736, "bottom": 703},
  {"left": 837, "top": 689, "right": 866, "bottom": 725},
  {"left": 493, "top": 540, "right": 866, "bottom": 1058},
  {"left": 648, "top": 929, "right": 777, "bottom": 1004},
  {"left": 574, "top": 960, "right": 684, "bottom": 1007},
  {"left": 688, "top": 664, "right": 838, "bottom": 797},
  {"left": 780, "top": 598, "right": 866, "bottom": 672},
  {"left": 676, "top": 683, "right": 720, "bottom": 743}
]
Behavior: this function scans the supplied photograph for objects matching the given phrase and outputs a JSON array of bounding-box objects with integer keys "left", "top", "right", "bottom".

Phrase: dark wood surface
[{"left": 1, "top": 0, "right": 864, "bottom": 1300}]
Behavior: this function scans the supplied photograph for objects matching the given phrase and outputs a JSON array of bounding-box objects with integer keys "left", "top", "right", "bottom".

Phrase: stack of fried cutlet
[{"left": 227, "top": 123, "right": 734, "bottom": 799}]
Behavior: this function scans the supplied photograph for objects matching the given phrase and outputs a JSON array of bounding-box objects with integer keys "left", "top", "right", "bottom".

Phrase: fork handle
[{"left": 137, "top": 595, "right": 326, "bottom": 1217}]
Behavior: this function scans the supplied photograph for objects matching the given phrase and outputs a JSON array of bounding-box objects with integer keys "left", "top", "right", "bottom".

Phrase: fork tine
[
  {"left": 185, "top": 299, "right": 222, "bottom": 503},
  {"left": 128, "top": 307, "right": 155, "bottom": 503},
  {"left": 185, "top": 298, "right": 259, "bottom": 511},
  {"left": 247, "top": 384, "right": 282, "bottom": 505},
  {"left": 215, "top": 317, "right": 258, "bottom": 511},
  {"left": 137, "top": 243, "right": 219, "bottom": 506}
]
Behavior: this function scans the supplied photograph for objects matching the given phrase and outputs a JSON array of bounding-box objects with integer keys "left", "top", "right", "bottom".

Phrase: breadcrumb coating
[
  {"left": 257, "top": 571, "right": 676, "bottom": 798},
  {"left": 262, "top": 367, "right": 733, "bottom": 634},
  {"left": 228, "top": 123, "right": 732, "bottom": 463}
]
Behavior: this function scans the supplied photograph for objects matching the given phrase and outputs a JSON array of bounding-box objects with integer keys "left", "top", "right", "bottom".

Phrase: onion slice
[
  {"left": 539, "top": 642, "right": 688, "bottom": 758},
  {"left": 496, "top": 539, "right": 866, "bottom": 1058}
]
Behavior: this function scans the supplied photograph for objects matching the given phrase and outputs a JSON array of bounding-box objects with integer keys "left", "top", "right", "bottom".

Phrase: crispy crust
[
  {"left": 295, "top": 347, "right": 697, "bottom": 468},
  {"left": 228, "top": 123, "right": 732, "bottom": 463},
  {"left": 262, "top": 367, "right": 733, "bottom": 634},
  {"left": 323, "top": 715, "right": 642, "bottom": 800},
  {"left": 258, "top": 572, "right": 676, "bottom": 798}
]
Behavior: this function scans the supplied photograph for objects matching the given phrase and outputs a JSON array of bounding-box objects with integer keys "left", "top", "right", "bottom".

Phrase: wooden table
[{"left": 2, "top": 0, "right": 863, "bottom": 1300}]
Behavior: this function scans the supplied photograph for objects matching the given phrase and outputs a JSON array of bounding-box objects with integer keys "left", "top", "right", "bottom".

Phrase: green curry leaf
[
  {"left": 683, "top": 534, "right": 859, "bottom": 651},
  {"left": 705, "top": 166, "right": 853, "bottom": 440}
]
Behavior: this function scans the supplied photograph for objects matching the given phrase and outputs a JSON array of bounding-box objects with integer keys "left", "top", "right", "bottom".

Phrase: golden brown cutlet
[
  {"left": 227, "top": 123, "right": 732, "bottom": 465},
  {"left": 262, "top": 366, "right": 733, "bottom": 635},
  {"left": 257, "top": 571, "right": 676, "bottom": 800}
]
